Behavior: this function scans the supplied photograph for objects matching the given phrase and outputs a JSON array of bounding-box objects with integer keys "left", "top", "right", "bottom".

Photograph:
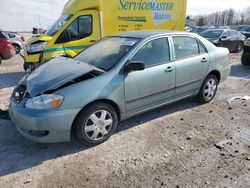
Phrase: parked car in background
[
  {"left": 191, "top": 26, "right": 210, "bottom": 34},
  {"left": 9, "top": 31, "right": 231, "bottom": 145},
  {"left": 0, "top": 31, "right": 15, "bottom": 64},
  {"left": 239, "top": 26, "right": 250, "bottom": 38},
  {"left": 32, "top": 28, "right": 46, "bottom": 35},
  {"left": 232, "top": 25, "right": 248, "bottom": 31},
  {"left": 242, "top": 38, "right": 250, "bottom": 66},
  {"left": 200, "top": 29, "right": 246, "bottom": 53},
  {"left": 6, "top": 32, "right": 25, "bottom": 54}
]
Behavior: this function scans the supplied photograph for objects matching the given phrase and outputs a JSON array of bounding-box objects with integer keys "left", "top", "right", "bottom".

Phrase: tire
[
  {"left": 75, "top": 102, "right": 118, "bottom": 146},
  {"left": 241, "top": 52, "right": 250, "bottom": 66},
  {"left": 235, "top": 42, "right": 243, "bottom": 53},
  {"left": 197, "top": 74, "right": 218, "bottom": 104},
  {"left": 13, "top": 44, "right": 21, "bottom": 54}
]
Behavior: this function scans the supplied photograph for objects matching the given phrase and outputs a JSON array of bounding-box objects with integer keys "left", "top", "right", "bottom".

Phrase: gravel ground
[{"left": 0, "top": 53, "right": 249, "bottom": 188}]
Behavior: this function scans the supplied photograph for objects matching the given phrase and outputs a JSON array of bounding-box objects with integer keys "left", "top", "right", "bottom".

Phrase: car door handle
[
  {"left": 201, "top": 58, "right": 208, "bottom": 63},
  {"left": 165, "top": 66, "right": 174, "bottom": 72}
]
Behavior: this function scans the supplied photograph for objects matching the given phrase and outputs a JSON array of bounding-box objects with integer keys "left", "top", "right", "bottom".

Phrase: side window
[
  {"left": 79, "top": 16, "right": 92, "bottom": 38},
  {"left": 229, "top": 30, "right": 237, "bottom": 36},
  {"left": 57, "top": 15, "right": 92, "bottom": 43},
  {"left": 222, "top": 31, "right": 229, "bottom": 37},
  {"left": 198, "top": 43, "right": 206, "bottom": 54},
  {"left": 131, "top": 38, "right": 170, "bottom": 68},
  {"left": 0, "top": 32, "right": 5, "bottom": 38},
  {"left": 173, "top": 36, "right": 199, "bottom": 60},
  {"left": 8, "top": 33, "right": 16, "bottom": 38},
  {"left": 67, "top": 19, "right": 79, "bottom": 41}
]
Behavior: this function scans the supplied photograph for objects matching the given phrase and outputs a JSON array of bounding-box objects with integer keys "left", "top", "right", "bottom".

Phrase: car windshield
[
  {"left": 200, "top": 30, "right": 223, "bottom": 38},
  {"left": 75, "top": 37, "right": 139, "bottom": 71},
  {"left": 46, "top": 15, "right": 72, "bottom": 36}
]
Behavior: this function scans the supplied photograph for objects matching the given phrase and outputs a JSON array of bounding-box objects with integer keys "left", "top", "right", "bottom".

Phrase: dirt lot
[{"left": 0, "top": 53, "right": 250, "bottom": 188}]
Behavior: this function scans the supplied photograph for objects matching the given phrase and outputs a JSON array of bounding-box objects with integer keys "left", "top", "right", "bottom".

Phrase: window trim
[
  {"left": 128, "top": 36, "right": 172, "bottom": 69},
  {"left": 55, "top": 15, "right": 93, "bottom": 44},
  {"left": 171, "top": 35, "right": 208, "bottom": 61}
]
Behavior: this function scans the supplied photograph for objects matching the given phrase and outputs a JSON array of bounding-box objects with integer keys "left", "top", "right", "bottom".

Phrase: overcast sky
[{"left": 0, "top": 0, "right": 249, "bottom": 31}]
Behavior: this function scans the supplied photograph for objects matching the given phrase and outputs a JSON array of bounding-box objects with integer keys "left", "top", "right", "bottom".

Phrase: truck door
[{"left": 55, "top": 10, "right": 101, "bottom": 57}]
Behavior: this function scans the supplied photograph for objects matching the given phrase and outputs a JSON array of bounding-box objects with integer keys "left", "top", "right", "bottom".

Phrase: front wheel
[
  {"left": 75, "top": 102, "right": 118, "bottom": 146},
  {"left": 197, "top": 74, "right": 218, "bottom": 104}
]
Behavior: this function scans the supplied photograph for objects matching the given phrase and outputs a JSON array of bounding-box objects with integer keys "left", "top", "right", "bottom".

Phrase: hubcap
[
  {"left": 203, "top": 79, "right": 217, "bottom": 101},
  {"left": 14, "top": 46, "right": 19, "bottom": 53},
  {"left": 84, "top": 110, "right": 113, "bottom": 141}
]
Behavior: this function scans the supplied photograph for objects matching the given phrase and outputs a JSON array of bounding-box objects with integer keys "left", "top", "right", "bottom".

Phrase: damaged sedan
[{"left": 9, "top": 31, "right": 231, "bottom": 146}]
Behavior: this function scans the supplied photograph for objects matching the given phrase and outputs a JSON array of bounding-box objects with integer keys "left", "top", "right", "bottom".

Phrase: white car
[{"left": 7, "top": 32, "right": 25, "bottom": 54}]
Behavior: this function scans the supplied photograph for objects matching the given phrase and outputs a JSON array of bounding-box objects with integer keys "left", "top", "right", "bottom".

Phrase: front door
[
  {"left": 172, "top": 36, "right": 210, "bottom": 98},
  {"left": 124, "top": 37, "right": 175, "bottom": 116}
]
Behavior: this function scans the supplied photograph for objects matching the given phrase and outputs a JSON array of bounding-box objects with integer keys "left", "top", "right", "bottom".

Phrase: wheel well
[
  {"left": 12, "top": 43, "right": 21, "bottom": 48},
  {"left": 208, "top": 70, "right": 221, "bottom": 82},
  {"left": 71, "top": 99, "right": 121, "bottom": 136}
]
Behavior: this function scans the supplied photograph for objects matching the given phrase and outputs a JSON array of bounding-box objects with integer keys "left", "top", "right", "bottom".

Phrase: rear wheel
[
  {"left": 197, "top": 74, "right": 218, "bottom": 104},
  {"left": 241, "top": 52, "right": 250, "bottom": 66},
  {"left": 13, "top": 44, "right": 21, "bottom": 54},
  {"left": 235, "top": 42, "right": 243, "bottom": 53},
  {"left": 75, "top": 102, "right": 118, "bottom": 146}
]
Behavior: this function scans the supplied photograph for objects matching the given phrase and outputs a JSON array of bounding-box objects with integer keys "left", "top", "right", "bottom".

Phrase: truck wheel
[
  {"left": 241, "top": 53, "right": 250, "bottom": 66},
  {"left": 13, "top": 44, "right": 21, "bottom": 54},
  {"left": 197, "top": 74, "right": 218, "bottom": 104},
  {"left": 75, "top": 102, "right": 118, "bottom": 146}
]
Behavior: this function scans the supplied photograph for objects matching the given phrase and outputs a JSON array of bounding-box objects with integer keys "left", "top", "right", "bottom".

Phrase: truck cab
[{"left": 24, "top": 0, "right": 187, "bottom": 71}]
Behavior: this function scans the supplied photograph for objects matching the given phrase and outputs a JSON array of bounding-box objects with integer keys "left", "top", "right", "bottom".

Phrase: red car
[{"left": 0, "top": 31, "right": 15, "bottom": 64}]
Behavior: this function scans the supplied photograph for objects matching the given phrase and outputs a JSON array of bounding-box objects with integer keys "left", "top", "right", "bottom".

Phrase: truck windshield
[
  {"left": 46, "top": 15, "right": 72, "bottom": 36},
  {"left": 75, "top": 37, "right": 139, "bottom": 71}
]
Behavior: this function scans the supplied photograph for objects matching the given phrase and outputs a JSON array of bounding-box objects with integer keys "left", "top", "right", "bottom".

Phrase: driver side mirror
[{"left": 124, "top": 61, "right": 145, "bottom": 74}]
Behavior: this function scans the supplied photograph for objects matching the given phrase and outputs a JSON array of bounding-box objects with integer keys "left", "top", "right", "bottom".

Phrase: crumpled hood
[{"left": 25, "top": 56, "right": 101, "bottom": 97}]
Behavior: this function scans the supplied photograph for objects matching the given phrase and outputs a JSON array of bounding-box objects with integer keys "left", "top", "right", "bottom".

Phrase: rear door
[
  {"left": 124, "top": 37, "right": 175, "bottom": 116},
  {"left": 172, "top": 35, "right": 209, "bottom": 99},
  {"left": 229, "top": 30, "right": 240, "bottom": 50},
  {"left": 54, "top": 10, "right": 101, "bottom": 58},
  {"left": 221, "top": 31, "right": 232, "bottom": 50}
]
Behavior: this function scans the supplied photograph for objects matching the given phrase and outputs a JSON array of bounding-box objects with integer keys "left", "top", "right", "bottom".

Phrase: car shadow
[
  {"left": 230, "top": 63, "right": 250, "bottom": 80},
  {"left": 0, "top": 97, "right": 199, "bottom": 177}
]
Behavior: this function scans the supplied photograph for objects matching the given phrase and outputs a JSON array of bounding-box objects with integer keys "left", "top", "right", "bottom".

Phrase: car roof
[{"left": 114, "top": 30, "right": 189, "bottom": 39}]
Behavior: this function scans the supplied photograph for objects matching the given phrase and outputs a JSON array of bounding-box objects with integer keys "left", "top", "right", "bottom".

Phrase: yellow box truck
[{"left": 23, "top": 0, "right": 187, "bottom": 70}]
